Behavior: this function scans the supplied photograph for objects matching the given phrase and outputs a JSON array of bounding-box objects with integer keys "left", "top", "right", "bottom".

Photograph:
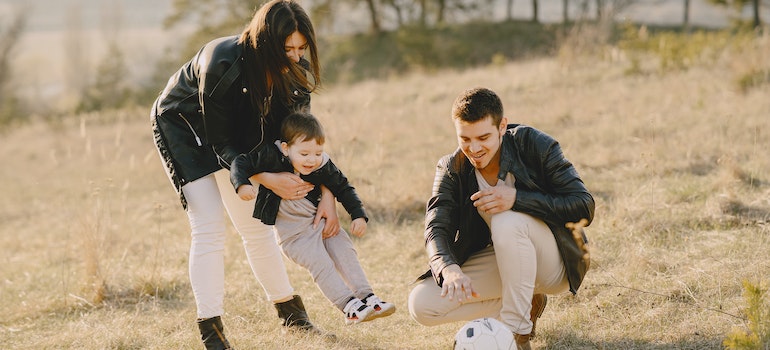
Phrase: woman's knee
[
  {"left": 183, "top": 176, "right": 227, "bottom": 235},
  {"left": 237, "top": 222, "right": 276, "bottom": 245},
  {"left": 187, "top": 208, "right": 227, "bottom": 242}
]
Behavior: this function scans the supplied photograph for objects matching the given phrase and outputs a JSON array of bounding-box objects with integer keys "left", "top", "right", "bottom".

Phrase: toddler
[{"left": 231, "top": 112, "right": 395, "bottom": 325}]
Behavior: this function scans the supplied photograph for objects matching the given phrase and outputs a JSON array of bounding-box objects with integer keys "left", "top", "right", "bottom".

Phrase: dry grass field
[{"left": 2, "top": 33, "right": 769, "bottom": 349}]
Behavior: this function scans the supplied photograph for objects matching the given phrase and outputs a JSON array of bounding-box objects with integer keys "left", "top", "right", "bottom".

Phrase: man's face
[{"left": 454, "top": 115, "right": 506, "bottom": 171}]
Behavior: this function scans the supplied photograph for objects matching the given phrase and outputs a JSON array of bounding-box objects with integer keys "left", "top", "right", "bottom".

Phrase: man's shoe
[{"left": 514, "top": 333, "right": 532, "bottom": 350}]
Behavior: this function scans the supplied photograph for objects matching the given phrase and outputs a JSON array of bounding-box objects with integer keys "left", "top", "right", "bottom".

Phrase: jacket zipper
[
  {"left": 178, "top": 113, "right": 202, "bottom": 146},
  {"left": 247, "top": 116, "right": 266, "bottom": 153}
]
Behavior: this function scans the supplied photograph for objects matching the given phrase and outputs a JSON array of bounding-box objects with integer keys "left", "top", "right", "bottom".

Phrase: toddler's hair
[{"left": 281, "top": 112, "right": 325, "bottom": 145}]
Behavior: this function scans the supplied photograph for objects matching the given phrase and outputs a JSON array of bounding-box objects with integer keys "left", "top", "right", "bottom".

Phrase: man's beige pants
[{"left": 408, "top": 211, "right": 570, "bottom": 335}]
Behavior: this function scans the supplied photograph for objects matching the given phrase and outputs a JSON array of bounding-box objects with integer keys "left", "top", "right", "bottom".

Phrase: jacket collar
[{"left": 498, "top": 124, "right": 520, "bottom": 181}]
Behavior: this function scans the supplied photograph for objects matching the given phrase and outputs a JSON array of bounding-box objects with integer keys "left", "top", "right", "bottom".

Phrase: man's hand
[
  {"left": 440, "top": 264, "right": 478, "bottom": 302},
  {"left": 470, "top": 186, "right": 516, "bottom": 215},
  {"left": 315, "top": 186, "right": 340, "bottom": 238}
]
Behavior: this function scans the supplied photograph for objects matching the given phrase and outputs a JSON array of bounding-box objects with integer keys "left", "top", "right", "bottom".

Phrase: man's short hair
[
  {"left": 281, "top": 112, "right": 325, "bottom": 145},
  {"left": 451, "top": 87, "right": 504, "bottom": 125}
]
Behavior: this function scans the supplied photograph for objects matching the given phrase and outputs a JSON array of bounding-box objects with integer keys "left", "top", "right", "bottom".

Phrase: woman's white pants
[{"left": 182, "top": 169, "right": 293, "bottom": 319}]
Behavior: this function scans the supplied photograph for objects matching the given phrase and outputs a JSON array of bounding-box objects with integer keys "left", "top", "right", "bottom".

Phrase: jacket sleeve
[
  {"left": 317, "top": 158, "right": 367, "bottom": 221},
  {"left": 512, "top": 129, "right": 595, "bottom": 228},
  {"left": 230, "top": 154, "right": 256, "bottom": 192},
  {"left": 230, "top": 145, "right": 283, "bottom": 192},
  {"left": 424, "top": 155, "right": 461, "bottom": 286},
  {"left": 195, "top": 39, "right": 243, "bottom": 169}
]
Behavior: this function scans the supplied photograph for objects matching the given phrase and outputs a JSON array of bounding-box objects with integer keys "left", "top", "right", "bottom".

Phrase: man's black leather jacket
[{"left": 421, "top": 124, "right": 595, "bottom": 295}]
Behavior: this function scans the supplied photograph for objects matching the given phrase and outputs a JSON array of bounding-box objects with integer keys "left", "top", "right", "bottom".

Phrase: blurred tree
[
  {"left": 684, "top": 0, "right": 691, "bottom": 31},
  {"left": 164, "top": 0, "right": 254, "bottom": 31},
  {"left": 438, "top": 0, "right": 447, "bottom": 23},
  {"left": 532, "top": 0, "right": 539, "bottom": 22},
  {"left": 344, "top": 0, "right": 383, "bottom": 33},
  {"left": 418, "top": 0, "right": 427, "bottom": 25},
  {"left": 79, "top": 43, "right": 131, "bottom": 112},
  {"left": 77, "top": 0, "right": 133, "bottom": 112},
  {"left": 0, "top": 5, "right": 28, "bottom": 126},
  {"left": 364, "top": 0, "right": 383, "bottom": 32},
  {"left": 380, "top": 0, "right": 428, "bottom": 27},
  {"left": 164, "top": 0, "right": 256, "bottom": 61},
  {"left": 435, "top": 0, "right": 495, "bottom": 25},
  {"left": 596, "top": 0, "right": 604, "bottom": 19},
  {"left": 64, "top": 3, "right": 90, "bottom": 111},
  {"left": 709, "top": 0, "right": 765, "bottom": 28},
  {"left": 308, "top": 0, "right": 334, "bottom": 33},
  {"left": 507, "top": 0, "right": 514, "bottom": 20},
  {"left": 597, "top": 0, "right": 638, "bottom": 21},
  {"left": 578, "top": 0, "right": 589, "bottom": 19},
  {"left": 0, "top": 8, "right": 26, "bottom": 96},
  {"left": 383, "top": 0, "right": 406, "bottom": 26}
]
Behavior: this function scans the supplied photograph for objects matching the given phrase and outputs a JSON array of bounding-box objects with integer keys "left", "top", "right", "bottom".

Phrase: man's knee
[
  {"left": 490, "top": 211, "right": 531, "bottom": 231},
  {"left": 490, "top": 211, "right": 542, "bottom": 243},
  {"left": 408, "top": 283, "right": 445, "bottom": 326}
]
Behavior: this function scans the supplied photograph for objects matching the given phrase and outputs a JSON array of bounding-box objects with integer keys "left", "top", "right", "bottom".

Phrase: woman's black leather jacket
[
  {"left": 157, "top": 35, "right": 311, "bottom": 166},
  {"left": 151, "top": 35, "right": 310, "bottom": 208}
]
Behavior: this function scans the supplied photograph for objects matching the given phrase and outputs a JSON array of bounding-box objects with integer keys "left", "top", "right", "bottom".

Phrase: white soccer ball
[{"left": 453, "top": 317, "right": 514, "bottom": 350}]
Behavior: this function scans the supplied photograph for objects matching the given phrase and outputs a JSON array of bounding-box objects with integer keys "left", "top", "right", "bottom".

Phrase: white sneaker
[
  {"left": 363, "top": 294, "right": 396, "bottom": 320},
  {"left": 343, "top": 298, "right": 375, "bottom": 325}
]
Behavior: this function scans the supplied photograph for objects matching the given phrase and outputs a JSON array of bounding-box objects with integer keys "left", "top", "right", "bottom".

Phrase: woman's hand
[
  {"left": 315, "top": 185, "right": 340, "bottom": 238},
  {"left": 251, "top": 172, "right": 313, "bottom": 200}
]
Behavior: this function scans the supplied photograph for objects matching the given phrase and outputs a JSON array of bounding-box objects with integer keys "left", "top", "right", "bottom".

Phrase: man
[{"left": 408, "top": 88, "right": 594, "bottom": 350}]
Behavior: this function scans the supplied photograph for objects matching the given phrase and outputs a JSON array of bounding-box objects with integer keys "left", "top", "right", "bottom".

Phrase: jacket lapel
[{"left": 500, "top": 127, "right": 542, "bottom": 192}]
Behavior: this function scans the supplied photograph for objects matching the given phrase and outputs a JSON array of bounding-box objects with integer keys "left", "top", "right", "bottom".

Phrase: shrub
[
  {"left": 724, "top": 280, "right": 770, "bottom": 349},
  {"left": 618, "top": 23, "right": 734, "bottom": 73}
]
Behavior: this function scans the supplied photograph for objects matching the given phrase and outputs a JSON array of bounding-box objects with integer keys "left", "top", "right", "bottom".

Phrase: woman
[{"left": 151, "top": 1, "right": 338, "bottom": 348}]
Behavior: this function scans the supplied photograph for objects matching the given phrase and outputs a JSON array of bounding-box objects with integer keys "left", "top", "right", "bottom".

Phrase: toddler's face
[{"left": 284, "top": 138, "right": 324, "bottom": 175}]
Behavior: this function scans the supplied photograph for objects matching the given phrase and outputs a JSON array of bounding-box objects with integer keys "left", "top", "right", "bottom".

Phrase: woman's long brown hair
[{"left": 238, "top": 0, "right": 321, "bottom": 116}]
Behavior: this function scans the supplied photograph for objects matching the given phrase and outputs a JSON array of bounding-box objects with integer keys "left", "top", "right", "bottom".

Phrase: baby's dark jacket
[{"left": 230, "top": 143, "right": 368, "bottom": 225}]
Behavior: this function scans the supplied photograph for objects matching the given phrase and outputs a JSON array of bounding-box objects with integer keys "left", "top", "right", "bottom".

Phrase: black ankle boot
[
  {"left": 274, "top": 295, "right": 336, "bottom": 340},
  {"left": 197, "top": 316, "right": 232, "bottom": 350},
  {"left": 274, "top": 295, "right": 318, "bottom": 331}
]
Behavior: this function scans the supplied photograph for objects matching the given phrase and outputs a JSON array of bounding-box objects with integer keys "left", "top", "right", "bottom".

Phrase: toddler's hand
[
  {"left": 237, "top": 185, "right": 257, "bottom": 201},
  {"left": 350, "top": 218, "right": 367, "bottom": 237}
]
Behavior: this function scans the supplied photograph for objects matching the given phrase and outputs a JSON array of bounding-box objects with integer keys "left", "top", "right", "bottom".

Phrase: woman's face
[{"left": 284, "top": 30, "right": 307, "bottom": 63}]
